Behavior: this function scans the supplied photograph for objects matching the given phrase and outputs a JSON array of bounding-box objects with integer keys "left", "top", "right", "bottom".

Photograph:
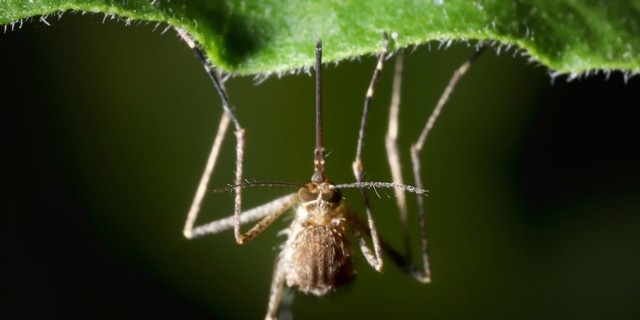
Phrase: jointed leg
[
  {"left": 266, "top": 257, "right": 287, "bottom": 320},
  {"left": 384, "top": 50, "right": 416, "bottom": 269},
  {"left": 176, "top": 27, "right": 280, "bottom": 244},
  {"left": 352, "top": 32, "right": 390, "bottom": 271},
  {"left": 234, "top": 192, "right": 297, "bottom": 243},
  {"left": 187, "top": 193, "right": 297, "bottom": 239},
  {"left": 384, "top": 51, "right": 430, "bottom": 283},
  {"left": 346, "top": 206, "right": 382, "bottom": 269},
  {"left": 346, "top": 206, "right": 420, "bottom": 278},
  {"left": 408, "top": 44, "right": 487, "bottom": 280},
  {"left": 183, "top": 111, "right": 231, "bottom": 239}
]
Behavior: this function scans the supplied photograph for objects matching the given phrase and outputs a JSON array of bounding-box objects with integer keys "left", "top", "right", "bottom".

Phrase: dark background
[{"left": 2, "top": 13, "right": 640, "bottom": 319}]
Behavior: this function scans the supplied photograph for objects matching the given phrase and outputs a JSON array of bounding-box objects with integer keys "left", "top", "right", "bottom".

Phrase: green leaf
[{"left": 2, "top": 0, "right": 639, "bottom": 76}]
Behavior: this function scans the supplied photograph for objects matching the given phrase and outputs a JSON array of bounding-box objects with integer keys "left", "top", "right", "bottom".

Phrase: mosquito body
[
  {"left": 175, "top": 27, "right": 484, "bottom": 319},
  {"left": 277, "top": 181, "right": 354, "bottom": 296}
]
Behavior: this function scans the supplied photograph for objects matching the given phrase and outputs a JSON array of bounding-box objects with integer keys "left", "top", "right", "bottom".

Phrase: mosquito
[{"left": 175, "top": 27, "right": 485, "bottom": 319}]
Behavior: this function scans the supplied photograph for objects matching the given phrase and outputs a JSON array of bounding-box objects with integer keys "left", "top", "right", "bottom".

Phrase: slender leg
[
  {"left": 187, "top": 193, "right": 297, "bottom": 239},
  {"left": 384, "top": 50, "right": 431, "bottom": 283},
  {"left": 276, "top": 287, "right": 295, "bottom": 320},
  {"left": 408, "top": 44, "right": 487, "bottom": 280},
  {"left": 176, "top": 27, "right": 277, "bottom": 245},
  {"left": 183, "top": 111, "right": 231, "bottom": 239},
  {"left": 346, "top": 204, "right": 428, "bottom": 283},
  {"left": 351, "top": 32, "right": 390, "bottom": 271},
  {"left": 266, "top": 256, "right": 287, "bottom": 320},
  {"left": 346, "top": 207, "right": 382, "bottom": 269},
  {"left": 234, "top": 192, "right": 297, "bottom": 243},
  {"left": 385, "top": 51, "right": 412, "bottom": 263},
  {"left": 233, "top": 129, "right": 248, "bottom": 243}
]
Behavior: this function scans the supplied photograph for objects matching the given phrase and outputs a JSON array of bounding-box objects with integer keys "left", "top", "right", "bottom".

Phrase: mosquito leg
[
  {"left": 175, "top": 27, "right": 253, "bottom": 245},
  {"left": 351, "top": 32, "right": 390, "bottom": 271},
  {"left": 347, "top": 205, "right": 427, "bottom": 282},
  {"left": 188, "top": 193, "right": 297, "bottom": 238},
  {"left": 277, "top": 286, "right": 295, "bottom": 320},
  {"left": 384, "top": 50, "right": 412, "bottom": 264},
  {"left": 266, "top": 256, "right": 287, "bottom": 320},
  {"left": 174, "top": 28, "right": 242, "bottom": 131},
  {"left": 409, "top": 44, "right": 487, "bottom": 281},
  {"left": 235, "top": 192, "right": 298, "bottom": 244},
  {"left": 176, "top": 27, "right": 240, "bottom": 239},
  {"left": 183, "top": 111, "right": 230, "bottom": 239},
  {"left": 233, "top": 129, "right": 248, "bottom": 242},
  {"left": 384, "top": 49, "right": 433, "bottom": 283}
]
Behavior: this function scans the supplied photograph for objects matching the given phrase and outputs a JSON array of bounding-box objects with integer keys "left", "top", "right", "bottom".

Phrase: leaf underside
[{"left": 2, "top": 0, "right": 640, "bottom": 76}]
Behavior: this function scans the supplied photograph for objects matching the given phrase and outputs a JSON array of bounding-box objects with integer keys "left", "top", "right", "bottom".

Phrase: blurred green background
[{"left": 3, "top": 14, "right": 640, "bottom": 319}]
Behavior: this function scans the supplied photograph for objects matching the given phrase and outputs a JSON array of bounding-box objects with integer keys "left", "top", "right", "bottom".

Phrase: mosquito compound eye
[
  {"left": 321, "top": 188, "right": 342, "bottom": 204},
  {"left": 298, "top": 184, "right": 319, "bottom": 204}
]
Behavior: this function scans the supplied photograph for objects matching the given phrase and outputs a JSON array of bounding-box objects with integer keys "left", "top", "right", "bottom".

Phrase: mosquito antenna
[
  {"left": 312, "top": 38, "right": 326, "bottom": 183},
  {"left": 331, "top": 181, "right": 428, "bottom": 195},
  {"left": 211, "top": 181, "right": 307, "bottom": 193}
]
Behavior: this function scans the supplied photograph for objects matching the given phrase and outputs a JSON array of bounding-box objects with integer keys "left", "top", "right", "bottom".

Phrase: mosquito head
[
  {"left": 299, "top": 181, "right": 341, "bottom": 205},
  {"left": 298, "top": 180, "right": 343, "bottom": 224}
]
